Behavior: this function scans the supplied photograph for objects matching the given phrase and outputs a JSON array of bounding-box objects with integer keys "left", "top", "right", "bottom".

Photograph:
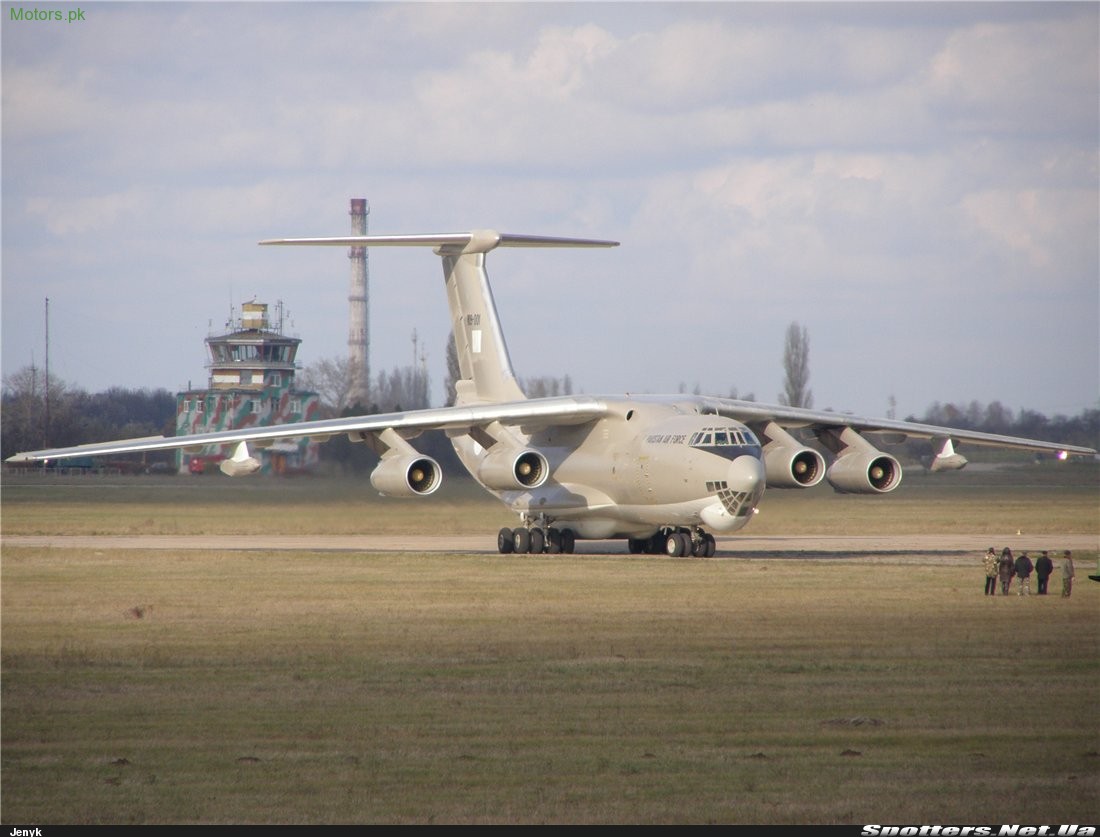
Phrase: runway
[{"left": 5, "top": 533, "right": 1096, "bottom": 563}]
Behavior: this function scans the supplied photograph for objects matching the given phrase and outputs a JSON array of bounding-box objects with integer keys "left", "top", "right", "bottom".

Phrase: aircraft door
[{"left": 612, "top": 451, "right": 650, "bottom": 503}]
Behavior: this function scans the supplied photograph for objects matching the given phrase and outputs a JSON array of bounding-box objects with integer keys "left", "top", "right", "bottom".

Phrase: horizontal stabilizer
[{"left": 260, "top": 230, "right": 619, "bottom": 255}]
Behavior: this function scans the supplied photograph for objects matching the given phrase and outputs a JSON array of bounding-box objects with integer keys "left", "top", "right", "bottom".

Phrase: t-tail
[{"left": 261, "top": 230, "right": 618, "bottom": 405}]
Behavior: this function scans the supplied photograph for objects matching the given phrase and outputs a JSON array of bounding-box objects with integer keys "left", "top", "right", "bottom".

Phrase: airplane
[{"left": 7, "top": 229, "right": 1096, "bottom": 557}]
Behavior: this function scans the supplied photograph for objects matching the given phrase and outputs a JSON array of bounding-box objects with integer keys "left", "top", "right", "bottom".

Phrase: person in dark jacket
[
  {"left": 997, "top": 547, "right": 1015, "bottom": 595},
  {"left": 1034, "top": 551, "right": 1054, "bottom": 594},
  {"left": 1014, "top": 551, "right": 1034, "bottom": 596}
]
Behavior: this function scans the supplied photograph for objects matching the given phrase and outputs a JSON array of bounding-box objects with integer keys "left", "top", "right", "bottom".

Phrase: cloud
[
  {"left": 25, "top": 189, "right": 150, "bottom": 237},
  {"left": 1, "top": 64, "right": 103, "bottom": 140},
  {"left": 1, "top": 2, "right": 1096, "bottom": 418},
  {"left": 925, "top": 17, "right": 1099, "bottom": 138}
]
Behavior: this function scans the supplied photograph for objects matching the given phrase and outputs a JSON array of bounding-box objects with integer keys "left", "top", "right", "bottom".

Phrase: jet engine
[
  {"left": 826, "top": 449, "right": 901, "bottom": 494},
  {"left": 756, "top": 422, "right": 826, "bottom": 488},
  {"left": 815, "top": 425, "right": 902, "bottom": 494},
  {"left": 370, "top": 454, "right": 442, "bottom": 497},
  {"left": 476, "top": 448, "right": 549, "bottom": 491}
]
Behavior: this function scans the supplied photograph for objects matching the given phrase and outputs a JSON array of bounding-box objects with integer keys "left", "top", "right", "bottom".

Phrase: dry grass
[
  {"left": 1, "top": 464, "right": 1098, "bottom": 823},
  {"left": 1, "top": 472, "right": 514, "bottom": 536},
  {"left": 2, "top": 459, "right": 1097, "bottom": 536}
]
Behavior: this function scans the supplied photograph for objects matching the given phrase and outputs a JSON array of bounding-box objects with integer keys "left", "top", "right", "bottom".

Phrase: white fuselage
[{"left": 452, "top": 398, "right": 766, "bottom": 540}]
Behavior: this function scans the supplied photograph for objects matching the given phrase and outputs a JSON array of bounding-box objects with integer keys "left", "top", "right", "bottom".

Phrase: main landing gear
[
  {"left": 496, "top": 525, "right": 717, "bottom": 557},
  {"left": 498, "top": 526, "right": 576, "bottom": 554},
  {"left": 627, "top": 528, "right": 716, "bottom": 557}
]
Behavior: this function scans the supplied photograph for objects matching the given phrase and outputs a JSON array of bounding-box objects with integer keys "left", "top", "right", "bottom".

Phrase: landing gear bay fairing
[{"left": 9, "top": 230, "right": 1095, "bottom": 556}]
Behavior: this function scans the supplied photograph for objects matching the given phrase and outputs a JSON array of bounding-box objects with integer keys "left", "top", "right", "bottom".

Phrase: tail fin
[{"left": 261, "top": 230, "right": 618, "bottom": 405}]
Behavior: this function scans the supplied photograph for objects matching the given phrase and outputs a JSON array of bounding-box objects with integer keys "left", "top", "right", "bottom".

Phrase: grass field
[
  {"left": 1, "top": 463, "right": 1098, "bottom": 824},
  {"left": 3, "top": 459, "right": 1098, "bottom": 537}
]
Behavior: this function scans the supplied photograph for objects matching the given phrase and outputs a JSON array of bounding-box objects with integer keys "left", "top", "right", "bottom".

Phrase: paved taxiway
[{"left": 5, "top": 533, "right": 1097, "bottom": 564}]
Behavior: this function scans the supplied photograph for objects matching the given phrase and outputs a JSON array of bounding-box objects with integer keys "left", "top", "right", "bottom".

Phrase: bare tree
[
  {"left": 779, "top": 321, "right": 813, "bottom": 409},
  {"left": 443, "top": 332, "right": 461, "bottom": 407},
  {"left": 297, "top": 357, "right": 360, "bottom": 415},
  {"left": 521, "top": 375, "right": 574, "bottom": 398},
  {"left": 372, "top": 364, "right": 430, "bottom": 412},
  {"left": 443, "top": 329, "right": 571, "bottom": 403},
  {"left": 2, "top": 365, "right": 63, "bottom": 455},
  {"left": 727, "top": 387, "right": 756, "bottom": 402}
]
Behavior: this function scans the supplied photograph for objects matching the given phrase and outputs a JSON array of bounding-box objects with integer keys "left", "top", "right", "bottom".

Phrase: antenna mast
[{"left": 44, "top": 297, "right": 50, "bottom": 448}]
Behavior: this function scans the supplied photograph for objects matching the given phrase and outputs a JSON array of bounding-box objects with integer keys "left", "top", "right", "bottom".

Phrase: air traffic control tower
[{"left": 176, "top": 301, "right": 321, "bottom": 475}]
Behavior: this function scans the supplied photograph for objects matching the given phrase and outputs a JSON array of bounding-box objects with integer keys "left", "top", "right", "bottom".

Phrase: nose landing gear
[{"left": 628, "top": 528, "right": 716, "bottom": 557}]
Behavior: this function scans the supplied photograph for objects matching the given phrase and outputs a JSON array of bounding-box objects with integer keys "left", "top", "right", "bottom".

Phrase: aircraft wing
[
  {"left": 8, "top": 392, "right": 1092, "bottom": 466},
  {"left": 4, "top": 396, "right": 610, "bottom": 464},
  {"left": 700, "top": 397, "right": 1097, "bottom": 458}
]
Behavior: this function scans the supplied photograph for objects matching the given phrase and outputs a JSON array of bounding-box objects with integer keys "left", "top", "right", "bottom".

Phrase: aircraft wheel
[
  {"left": 628, "top": 538, "right": 646, "bottom": 554},
  {"left": 530, "top": 528, "right": 546, "bottom": 554},
  {"left": 546, "top": 527, "right": 563, "bottom": 554},
  {"left": 513, "top": 528, "right": 531, "bottom": 554},
  {"left": 664, "top": 532, "right": 685, "bottom": 557},
  {"left": 497, "top": 528, "right": 514, "bottom": 554},
  {"left": 692, "top": 536, "right": 706, "bottom": 557},
  {"left": 561, "top": 528, "right": 576, "bottom": 554},
  {"left": 704, "top": 533, "right": 716, "bottom": 557}
]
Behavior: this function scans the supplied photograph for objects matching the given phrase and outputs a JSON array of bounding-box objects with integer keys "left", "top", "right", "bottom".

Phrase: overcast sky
[{"left": 3, "top": 1, "right": 1097, "bottom": 421}]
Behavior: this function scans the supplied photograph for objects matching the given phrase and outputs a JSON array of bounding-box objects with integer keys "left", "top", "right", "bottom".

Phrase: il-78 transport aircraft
[{"left": 9, "top": 230, "right": 1096, "bottom": 556}]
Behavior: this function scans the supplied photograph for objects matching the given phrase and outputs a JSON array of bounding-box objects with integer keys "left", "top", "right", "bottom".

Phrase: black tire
[
  {"left": 546, "top": 527, "right": 562, "bottom": 554},
  {"left": 513, "top": 528, "right": 531, "bottom": 554},
  {"left": 530, "top": 528, "right": 545, "bottom": 554},
  {"left": 664, "top": 532, "right": 684, "bottom": 557},
  {"left": 561, "top": 529, "right": 576, "bottom": 554},
  {"left": 497, "top": 528, "right": 514, "bottom": 554},
  {"left": 678, "top": 532, "right": 693, "bottom": 556}
]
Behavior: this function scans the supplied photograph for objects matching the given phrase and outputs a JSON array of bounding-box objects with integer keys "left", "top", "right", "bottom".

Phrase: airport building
[{"left": 176, "top": 301, "right": 321, "bottom": 475}]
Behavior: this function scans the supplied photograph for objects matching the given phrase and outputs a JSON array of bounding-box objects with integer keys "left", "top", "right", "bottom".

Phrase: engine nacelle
[
  {"left": 763, "top": 443, "right": 826, "bottom": 489},
  {"left": 826, "top": 450, "right": 902, "bottom": 494},
  {"left": 754, "top": 420, "right": 826, "bottom": 489},
  {"left": 476, "top": 448, "right": 549, "bottom": 491},
  {"left": 370, "top": 454, "right": 442, "bottom": 497}
]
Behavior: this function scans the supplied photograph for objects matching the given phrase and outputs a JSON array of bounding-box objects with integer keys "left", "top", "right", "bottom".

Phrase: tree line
[
  {"left": 2, "top": 360, "right": 1096, "bottom": 466},
  {"left": 1, "top": 366, "right": 177, "bottom": 462}
]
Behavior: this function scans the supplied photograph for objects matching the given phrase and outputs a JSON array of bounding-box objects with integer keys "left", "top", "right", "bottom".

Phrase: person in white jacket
[{"left": 1061, "top": 551, "right": 1075, "bottom": 598}]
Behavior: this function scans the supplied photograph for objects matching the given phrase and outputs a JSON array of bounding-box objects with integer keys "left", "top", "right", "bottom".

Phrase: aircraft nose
[
  {"left": 727, "top": 453, "right": 765, "bottom": 500},
  {"left": 700, "top": 454, "right": 766, "bottom": 532}
]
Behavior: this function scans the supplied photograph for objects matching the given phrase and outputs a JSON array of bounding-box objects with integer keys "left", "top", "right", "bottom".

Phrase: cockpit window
[{"left": 689, "top": 427, "right": 759, "bottom": 448}]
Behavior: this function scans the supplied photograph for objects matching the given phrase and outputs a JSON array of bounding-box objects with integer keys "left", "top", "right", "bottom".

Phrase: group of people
[{"left": 983, "top": 547, "right": 1075, "bottom": 597}]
